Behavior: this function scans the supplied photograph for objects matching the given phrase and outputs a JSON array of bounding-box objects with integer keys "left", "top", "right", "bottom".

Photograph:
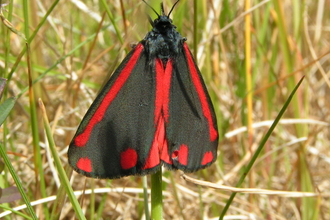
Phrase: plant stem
[{"left": 151, "top": 167, "right": 163, "bottom": 220}]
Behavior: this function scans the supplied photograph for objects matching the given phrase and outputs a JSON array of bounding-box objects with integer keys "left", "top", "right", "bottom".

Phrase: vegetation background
[{"left": 0, "top": 0, "right": 329, "bottom": 219}]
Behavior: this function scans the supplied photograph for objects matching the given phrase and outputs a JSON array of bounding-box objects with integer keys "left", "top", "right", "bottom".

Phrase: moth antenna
[
  {"left": 142, "top": 0, "right": 160, "bottom": 17},
  {"left": 146, "top": 14, "right": 154, "bottom": 27},
  {"left": 168, "top": 0, "right": 180, "bottom": 17},
  {"left": 160, "top": 3, "right": 165, "bottom": 16}
]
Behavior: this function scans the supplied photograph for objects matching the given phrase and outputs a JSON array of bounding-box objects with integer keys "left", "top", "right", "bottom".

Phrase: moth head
[{"left": 143, "top": 0, "right": 179, "bottom": 28}]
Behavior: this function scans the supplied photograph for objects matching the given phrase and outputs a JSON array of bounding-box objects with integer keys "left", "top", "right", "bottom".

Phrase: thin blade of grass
[
  {"left": 0, "top": 97, "right": 16, "bottom": 126},
  {"left": 99, "top": 0, "right": 123, "bottom": 45},
  {"left": 0, "top": 143, "right": 37, "bottom": 219},
  {"left": 219, "top": 76, "right": 305, "bottom": 220},
  {"left": 26, "top": 42, "right": 49, "bottom": 218},
  {"left": 0, "top": 205, "right": 33, "bottom": 219},
  {"left": 38, "top": 99, "right": 86, "bottom": 220}
]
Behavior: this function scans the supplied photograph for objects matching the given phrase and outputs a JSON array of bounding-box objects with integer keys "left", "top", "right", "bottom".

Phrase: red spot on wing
[
  {"left": 183, "top": 43, "right": 218, "bottom": 142},
  {"left": 160, "top": 137, "right": 172, "bottom": 165},
  {"left": 201, "top": 151, "right": 214, "bottom": 165},
  {"left": 76, "top": 157, "right": 92, "bottom": 173},
  {"left": 120, "top": 148, "right": 138, "bottom": 170},
  {"left": 172, "top": 144, "right": 188, "bottom": 166},
  {"left": 74, "top": 44, "right": 144, "bottom": 147}
]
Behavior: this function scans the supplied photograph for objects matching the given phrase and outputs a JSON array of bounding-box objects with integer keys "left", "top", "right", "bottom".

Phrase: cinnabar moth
[{"left": 68, "top": 0, "right": 219, "bottom": 179}]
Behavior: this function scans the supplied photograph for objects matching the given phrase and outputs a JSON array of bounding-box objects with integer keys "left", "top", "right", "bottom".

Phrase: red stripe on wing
[
  {"left": 162, "top": 59, "right": 172, "bottom": 122},
  {"left": 183, "top": 43, "right": 218, "bottom": 142},
  {"left": 74, "top": 44, "right": 144, "bottom": 147},
  {"left": 143, "top": 58, "right": 167, "bottom": 169},
  {"left": 143, "top": 58, "right": 174, "bottom": 169},
  {"left": 159, "top": 59, "right": 173, "bottom": 164}
]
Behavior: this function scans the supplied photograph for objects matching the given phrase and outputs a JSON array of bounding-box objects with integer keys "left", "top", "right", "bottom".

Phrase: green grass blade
[
  {"left": 38, "top": 99, "right": 86, "bottom": 220},
  {"left": 0, "top": 205, "right": 33, "bottom": 219},
  {"left": 0, "top": 142, "right": 37, "bottom": 219},
  {"left": 219, "top": 76, "right": 305, "bottom": 219},
  {"left": 0, "top": 97, "right": 16, "bottom": 126},
  {"left": 100, "top": 0, "right": 123, "bottom": 44}
]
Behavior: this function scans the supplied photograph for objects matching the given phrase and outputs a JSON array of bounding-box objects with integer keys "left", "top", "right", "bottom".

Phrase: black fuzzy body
[{"left": 142, "top": 15, "right": 185, "bottom": 63}]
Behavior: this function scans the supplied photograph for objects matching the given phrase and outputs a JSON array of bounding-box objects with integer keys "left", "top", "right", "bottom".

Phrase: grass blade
[{"left": 219, "top": 76, "right": 305, "bottom": 219}]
